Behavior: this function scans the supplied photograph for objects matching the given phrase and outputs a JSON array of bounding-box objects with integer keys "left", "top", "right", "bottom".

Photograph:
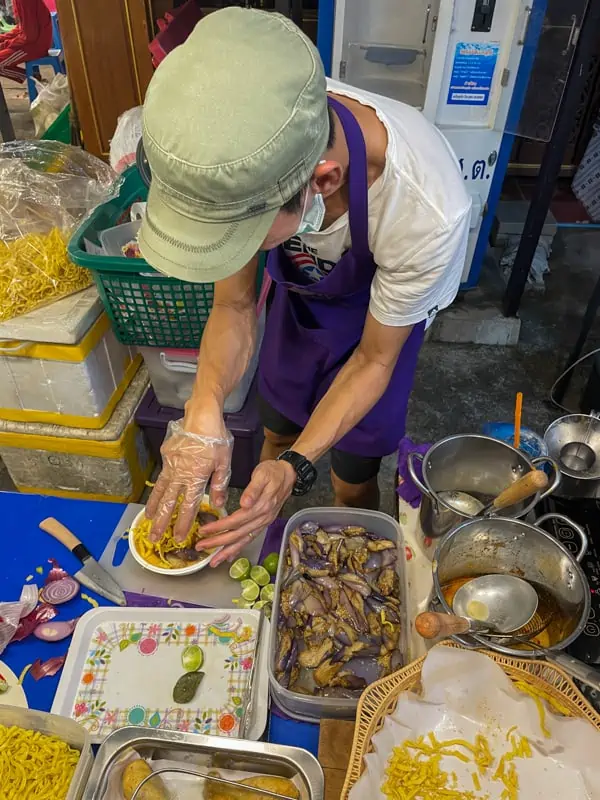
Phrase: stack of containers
[
  {"left": 68, "top": 166, "right": 266, "bottom": 488},
  {"left": 0, "top": 286, "right": 153, "bottom": 501}
]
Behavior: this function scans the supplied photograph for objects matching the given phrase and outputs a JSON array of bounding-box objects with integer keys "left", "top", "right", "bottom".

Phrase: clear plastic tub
[
  {"left": 0, "top": 704, "right": 93, "bottom": 799},
  {"left": 138, "top": 308, "right": 265, "bottom": 413},
  {"left": 98, "top": 220, "right": 141, "bottom": 258},
  {"left": 268, "top": 507, "right": 409, "bottom": 722}
]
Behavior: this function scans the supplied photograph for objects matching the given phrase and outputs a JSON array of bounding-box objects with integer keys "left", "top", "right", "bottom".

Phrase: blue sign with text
[{"left": 447, "top": 41, "right": 499, "bottom": 106}]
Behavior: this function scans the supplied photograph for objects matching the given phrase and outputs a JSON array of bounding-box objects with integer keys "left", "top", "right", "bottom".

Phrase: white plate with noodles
[{"left": 129, "top": 495, "right": 226, "bottom": 577}]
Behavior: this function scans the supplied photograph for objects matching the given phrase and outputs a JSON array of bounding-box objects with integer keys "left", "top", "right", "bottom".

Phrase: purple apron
[{"left": 258, "top": 96, "right": 425, "bottom": 458}]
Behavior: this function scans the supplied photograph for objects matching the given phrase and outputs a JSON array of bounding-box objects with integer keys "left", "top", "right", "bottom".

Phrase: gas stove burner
[{"left": 537, "top": 495, "right": 600, "bottom": 712}]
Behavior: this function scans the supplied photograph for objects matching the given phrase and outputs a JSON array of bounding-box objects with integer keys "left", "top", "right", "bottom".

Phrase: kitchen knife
[{"left": 39, "top": 517, "right": 126, "bottom": 606}]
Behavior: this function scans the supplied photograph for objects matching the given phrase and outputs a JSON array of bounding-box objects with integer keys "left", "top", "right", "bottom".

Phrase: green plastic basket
[{"left": 69, "top": 166, "right": 262, "bottom": 348}]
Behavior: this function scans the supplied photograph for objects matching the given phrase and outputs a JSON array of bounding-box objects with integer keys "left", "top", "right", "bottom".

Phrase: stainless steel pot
[
  {"left": 408, "top": 434, "right": 560, "bottom": 539},
  {"left": 431, "top": 513, "right": 590, "bottom": 659},
  {"left": 544, "top": 413, "right": 600, "bottom": 498}
]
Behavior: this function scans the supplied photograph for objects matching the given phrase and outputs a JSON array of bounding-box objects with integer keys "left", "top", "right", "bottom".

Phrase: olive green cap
[{"left": 139, "top": 8, "right": 329, "bottom": 283}]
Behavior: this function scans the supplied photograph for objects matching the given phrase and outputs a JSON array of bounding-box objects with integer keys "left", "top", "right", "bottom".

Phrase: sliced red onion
[
  {"left": 33, "top": 618, "right": 79, "bottom": 642},
  {"left": 19, "top": 584, "right": 39, "bottom": 618},
  {"left": 45, "top": 558, "right": 71, "bottom": 584},
  {"left": 40, "top": 576, "right": 79, "bottom": 605},
  {"left": 30, "top": 654, "right": 67, "bottom": 680},
  {"left": 12, "top": 604, "right": 57, "bottom": 642}
]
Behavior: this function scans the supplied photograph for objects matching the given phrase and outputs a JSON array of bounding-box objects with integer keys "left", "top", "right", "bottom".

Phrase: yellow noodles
[
  {"left": 0, "top": 228, "right": 91, "bottom": 323},
  {"left": 0, "top": 723, "right": 80, "bottom": 799},
  {"left": 132, "top": 502, "right": 217, "bottom": 569},
  {"left": 381, "top": 731, "right": 532, "bottom": 799}
]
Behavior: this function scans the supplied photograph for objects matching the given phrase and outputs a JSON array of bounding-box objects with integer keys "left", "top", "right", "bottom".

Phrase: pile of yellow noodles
[
  {"left": 0, "top": 723, "right": 80, "bottom": 799},
  {"left": 381, "top": 730, "right": 533, "bottom": 800},
  {"left": 132, "top": 502, "right": 217, "bottom": 569},
  {"left": 0, "top": 227, "right": 92, "bottom": 322}
]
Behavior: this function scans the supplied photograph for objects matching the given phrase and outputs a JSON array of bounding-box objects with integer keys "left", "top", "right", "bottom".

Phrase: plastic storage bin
[
  {"left": 98, "top": 219, "right": 141, "bottom": 257},
  {"left": 268, "top": 507, "right": 409, "bottom": 722},
  {"left": 68, "top": 166, "right": 264, "bottom": 348},
  {"left": 135, "top": 381, "right": 263, "bottom": 489},
  {"left": 138, "top": 309, "right": 265, "bottom": 413},
  {"left": 0, "top": 366, "right": 153, "bottom": 502},
  {"left": 0, "top": 704, "right": 93, "bottom": 800},
  {"left": 0, "top": 312, "right": 141, "bottom": 429}
]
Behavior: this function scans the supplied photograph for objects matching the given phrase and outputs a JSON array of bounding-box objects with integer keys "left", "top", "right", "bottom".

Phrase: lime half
[
  {"left": 240, "top": 579, "right": 260, "bottom": 603},
  {"left": 253, "top": 600, "right": 272, "bottom": 619},
  {"left": 229, "top": 557, "right": 251, "bottom": 582},
  {"left": 250, "top": 565, "right": 270, "bottom": 587},
  {"left": 262, "top": 552, "right": 280, "bottom": 576},
  {"left": 232, "top": 598, "right": 255, "bottom": 609},
  {"left": 260, "top": 583, "right": 275, "bottom": 603},
  {"left": 181, "top": 644, "right": 204, "bottom": 672}
]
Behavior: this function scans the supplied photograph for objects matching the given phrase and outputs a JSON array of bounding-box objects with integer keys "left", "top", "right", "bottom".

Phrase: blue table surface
[{"left": 1, "top": 491, "right": 319, "bottom": 754}]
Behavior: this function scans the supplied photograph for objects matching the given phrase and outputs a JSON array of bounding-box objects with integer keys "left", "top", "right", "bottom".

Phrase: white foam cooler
[
  {"left": 138, "top": 308, "right": 265, "bottom": 412},
  {"left": 0, "top": 287, "right": 140, "bottom": 429}
]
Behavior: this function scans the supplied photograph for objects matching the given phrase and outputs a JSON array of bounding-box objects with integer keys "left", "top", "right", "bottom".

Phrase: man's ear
[{"left": 312, "top": 161, "right": 344, "bottom": 199}]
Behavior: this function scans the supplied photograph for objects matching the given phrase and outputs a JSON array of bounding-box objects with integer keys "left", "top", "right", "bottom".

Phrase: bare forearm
[
  {"left": 293, "top": 319, "right": 414, "bottom": 463},
  {"left": 293, "top": 350, "right": 392, "bottom": 463},
  {"left": 184, "top": 258, "right": 258, "bottom": 428}
]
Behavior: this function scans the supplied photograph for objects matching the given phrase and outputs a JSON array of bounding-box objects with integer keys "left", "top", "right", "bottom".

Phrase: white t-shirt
[{"left": 283, "top": 80, "right": 472, "bottom": 328}]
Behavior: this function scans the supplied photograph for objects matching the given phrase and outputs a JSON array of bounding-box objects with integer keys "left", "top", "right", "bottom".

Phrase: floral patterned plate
[{"left": 51, "top": 607, "right": 269, "bottom": 744}]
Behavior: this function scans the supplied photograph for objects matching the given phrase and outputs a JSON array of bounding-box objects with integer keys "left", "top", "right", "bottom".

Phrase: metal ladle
[
  {"left": 415, "top": 574, "right": 539, "bottom": 638},
  {"left": 439, "top": 469, "right": 549, "bottom": 517}
]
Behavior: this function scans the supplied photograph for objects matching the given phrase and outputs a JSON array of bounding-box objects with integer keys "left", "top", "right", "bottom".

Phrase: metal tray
[
  {"left": 82, "top": 726, "right": 324, "bottom": 799},
  {"left": 268, "top": 508, "right": 409, "bottom": 722}
]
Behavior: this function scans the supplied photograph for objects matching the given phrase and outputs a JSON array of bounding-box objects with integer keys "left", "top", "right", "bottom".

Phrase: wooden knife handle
[
  {"left": 40, "top": 517, "right": 82, "bottom": 552},
  {"left": 492, "top": 470, "right": 549, "bottom": 511},
  {"left": 415, "top": 612, "right": 472, "bottom": 639}
]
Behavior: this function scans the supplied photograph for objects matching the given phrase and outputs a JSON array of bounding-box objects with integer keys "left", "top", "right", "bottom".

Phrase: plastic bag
[
  {"left": 0, "top": 140, "right": 119, "bottom": 322},
  {"left": 109, "top": 106, "right": 143, "bottom": 174},
  {"left": 30, "top": 73, "right": 70, "bottom": 137}
]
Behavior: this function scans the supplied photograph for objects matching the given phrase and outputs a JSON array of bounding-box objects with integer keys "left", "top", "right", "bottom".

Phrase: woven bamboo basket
[{"left": 341, "top": 644, "right": 600, "bottom": 799}]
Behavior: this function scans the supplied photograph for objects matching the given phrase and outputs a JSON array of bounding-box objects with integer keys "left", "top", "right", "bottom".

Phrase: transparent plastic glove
[{"left": 145, "top": 419, "right": 234, "bottom": 543}]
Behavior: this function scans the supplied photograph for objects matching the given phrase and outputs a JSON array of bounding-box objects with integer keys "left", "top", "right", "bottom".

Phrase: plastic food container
[
  {"left": 0, "top": 704, "right": 93, "bottom": 800},
  {"left": 268, "top": 508, "right": 409, "bottom": 722},
  {"left": 98, "top": 220, "right": 141, "bottom": 258},
  {"left": 138, "top": 308, "right": 265, "bottom": 413}
]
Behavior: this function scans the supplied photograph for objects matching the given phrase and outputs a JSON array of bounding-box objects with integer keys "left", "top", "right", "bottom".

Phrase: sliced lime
[
  {"left": 181, "top": 644, "right": 204, "bottom": 672},
  {"left": 260, "top": 583, "right": 275, "bottom": 603},
  {"left": 261, "top": 552, "right": 280, "bottom": 576},
  {"left": 232, "top": 598, "right": 255, "bottom": 608},
  {"left": 250, "top": 565, "right": 270, "bottom": 587},
  {"left": 240, "top": 579, "right": 260, "bottom": 603},
  {"left": 229, "top": 557, "right": 251, "bottom": 582},
  {"left": 253, "top": 600, "right": 272, "bottom": 619}
]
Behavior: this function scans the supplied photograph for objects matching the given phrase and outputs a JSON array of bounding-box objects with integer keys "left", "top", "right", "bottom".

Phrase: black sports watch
[{"left": 277, "top": 450, "right": 318, "bottom": 496}]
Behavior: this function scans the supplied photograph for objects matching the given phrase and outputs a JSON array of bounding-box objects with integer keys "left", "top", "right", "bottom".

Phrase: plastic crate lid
[{"left": 136, "top": 381, "right": 260, "bottom": 436}]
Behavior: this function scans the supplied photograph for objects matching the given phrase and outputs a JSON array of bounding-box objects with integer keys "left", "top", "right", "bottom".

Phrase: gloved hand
[{"left": 145, "top": 419, "right": 234, "bottom": 543}]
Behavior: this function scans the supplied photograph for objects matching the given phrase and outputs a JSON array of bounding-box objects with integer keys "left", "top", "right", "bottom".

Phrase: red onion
[
  {"left": 11, "top": 604, "right": 57, "bottom": 643},
  {"left": 45, "top": 558, "right": 71, "bottom": 584},
  {"left": 30, "top": 655, "right": 67, "bottom": 680},
  {"left": 33, "top": 618, "right": 79, "bottom": 642},
  {"left": 40, "top": 576, "right": 79, "bottom": 605},
  {"left": 19, "top": 585, "right": 39, "bottom": 618}
]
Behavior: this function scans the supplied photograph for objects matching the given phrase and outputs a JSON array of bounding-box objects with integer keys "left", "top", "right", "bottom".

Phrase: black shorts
[{"left": 258, "top": 394, "right": 382, "bottom": 484}]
